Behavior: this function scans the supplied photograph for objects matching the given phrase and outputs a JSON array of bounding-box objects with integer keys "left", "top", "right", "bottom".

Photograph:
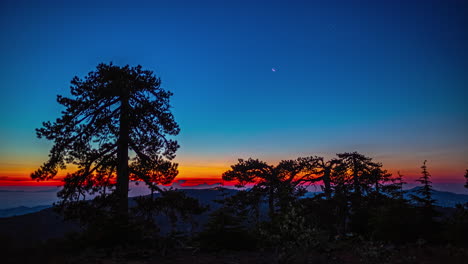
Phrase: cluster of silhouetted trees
[
  {"left": 43, "top": 153, "right": 468, "bottom": 263},
  {"left": 201, "top": 156, "right": 467, "bottom": 250},
  {"left": 30, "top": 63, "right": 468, "bottom": 261}
]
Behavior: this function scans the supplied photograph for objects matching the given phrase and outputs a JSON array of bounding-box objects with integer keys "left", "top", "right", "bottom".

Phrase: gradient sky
[{"left": 0, "top": 0, "right": 467, "bottom": 188}]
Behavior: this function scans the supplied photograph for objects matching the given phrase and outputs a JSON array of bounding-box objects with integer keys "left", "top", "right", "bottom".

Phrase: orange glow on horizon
[
  {"left": 0, "top": 179, "right": 63, "bottom": 186},
  {"left": 0, "top": 162, "right": 465, "bottom": 186}
]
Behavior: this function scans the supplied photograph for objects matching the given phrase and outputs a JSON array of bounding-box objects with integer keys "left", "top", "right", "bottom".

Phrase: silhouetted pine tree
[
  {"left": 332, "top": 152, "right": 383, "bottom": 234},
  {"left": 410, "top": 160, "right": 440, "bottom": 240},
  {"left": 386, "top": 171, "right": 406, "bottom": 200},
  {"left": 336, "top": 152, "right": 381, "bottom": 199},
  {"left": 411, "top": 160, "right": 436, "bottom": 212},
  {"left": 222, "top": 158, "right": 305, "bottom": 220},
  {"left": 372, "top": 167, "right": 393, "bottom": 194},
  {"left": 32, "top": 63, "right": 180, "bottom": 220},
  {"left": 298, "top": 156, "right": 341, "bottom": 199}
]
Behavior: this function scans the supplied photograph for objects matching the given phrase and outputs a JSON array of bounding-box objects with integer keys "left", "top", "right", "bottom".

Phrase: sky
[{"left": 0, "top": 0, "right": 467, "bottom": 192}]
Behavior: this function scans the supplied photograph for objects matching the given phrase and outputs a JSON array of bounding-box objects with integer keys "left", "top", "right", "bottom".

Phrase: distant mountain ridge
[
  {"left": 0, "top": 188, "right": 237, "bottom": 247},
  {"left": 1, "top": 187, "right": 467, "bottom": 249},
  {"left": 1, "top": 187, "right": 467, "bottom": 219},
  {"left": 405, "top": 187, "right": 468, "bottom": 208},
  {"left": 0, "top": 205, "right": 51, "bottom": 218}
]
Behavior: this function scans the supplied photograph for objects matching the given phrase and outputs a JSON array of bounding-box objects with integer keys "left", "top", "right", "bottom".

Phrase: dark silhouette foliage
[
  {"left": 29, "top": 63, "right": 185, "bottom": 249},
  {"left": 405, "top": 160, "right": 442, "bottom": 242},
  {"left": 387, "top": 171, "right": 406, "bottom": 200},
  {"left": 410, "top": 161, "right": 437, "bottom": 218},
  {"left": 411, "top": 161, "right": 435, "bottom": 205},
  {"left": 298, "top": 156, "right": 341, "bottom": 199},
  {"left": 6, "top": 147, "right": 468, "bottom": 262},
  {"left": 367, "top": 196, "right": 421, "bottom": 242},
  {"left": 133, "top": 189, "right": 208, "bottom": 234},
  {"left": 32, "top": 63, "right": 180, "bottom": 217},
  {"left": 6, "top": 61, "right": 464, "bottom": 262},
  {"left": 444, "top": 204, "right": 468, "bottom": 245},
  {"left": 222, "top": 158, "right": 306, "bottom": 220},
  {"left": 198, "top": 188, "right": 257, "bottom": 251}
]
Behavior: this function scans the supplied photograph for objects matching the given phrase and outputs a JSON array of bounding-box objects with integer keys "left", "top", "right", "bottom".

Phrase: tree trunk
[
  {"left": 268, "top": 188, "right": 274, "bottom": 220},
  {"left": 323, "top": 168, "right": 332, "bottom": 199},
  {"left": 116, "top": 85, "right": 130, "bottom": 217},
  {"left": 352, "top": 157, "right": 360, "bottom": 197}
]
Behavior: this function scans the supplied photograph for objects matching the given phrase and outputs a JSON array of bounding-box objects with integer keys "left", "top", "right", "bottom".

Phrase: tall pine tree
[{"left": 32, "top": 63, "right": 180, "bottom": 218}]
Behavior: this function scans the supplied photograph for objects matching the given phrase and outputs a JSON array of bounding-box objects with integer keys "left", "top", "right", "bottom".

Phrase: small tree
[
  {"left": 329, "top": 152, "right": 381, "bottom": 234},
  {"left": 410, "top": 160, "right": 439, "bottom": 240},
  {"left": 411, "top": 160, "right": 436, "bottom": 211},
  {"left": 386, "top": 171, "right": 406, "bottom": 200},
  {"left": 298, "top": 156, "right": 341, "bottom": 199},
  {"left": 222, "top": 158, "right": 274, "bottom": 217},
  {"left": 32, "top": 63, "right": 180, "bottom": 218},
  {"left": 336, "top": 152, "right": 380, "bottom": 198},
  {"left": 222, "top": 158, "right": 305, "bottom": 220}
]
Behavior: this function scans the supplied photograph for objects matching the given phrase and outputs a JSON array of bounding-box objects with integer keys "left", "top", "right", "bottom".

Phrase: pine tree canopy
[{"left": 31, "top": 63, "right": 180, "bottom": 205}]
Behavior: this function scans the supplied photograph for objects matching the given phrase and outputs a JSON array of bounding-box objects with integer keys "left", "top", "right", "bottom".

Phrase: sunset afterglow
[{"left": 0, "top": 0, "right": 467, "bottom": 192}]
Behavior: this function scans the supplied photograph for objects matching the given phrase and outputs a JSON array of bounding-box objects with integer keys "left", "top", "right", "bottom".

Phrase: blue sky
[{"left": 0, "top": 0, "right": 467, "bottom": 183}]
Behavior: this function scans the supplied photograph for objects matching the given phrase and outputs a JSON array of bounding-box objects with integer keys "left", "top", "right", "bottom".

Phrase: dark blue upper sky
[{"left": 0, "top": 0, "right": 467, "bottom": 180}]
